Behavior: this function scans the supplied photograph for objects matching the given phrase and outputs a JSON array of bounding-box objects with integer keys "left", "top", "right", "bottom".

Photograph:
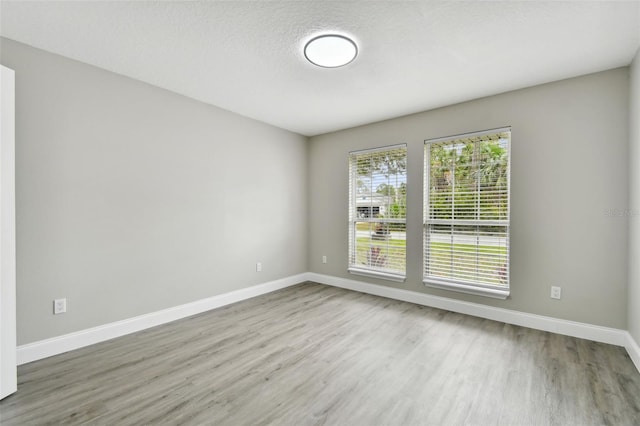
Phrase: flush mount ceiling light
[{"left": 304, "top": 34, "right": 358, "bottom": 68}]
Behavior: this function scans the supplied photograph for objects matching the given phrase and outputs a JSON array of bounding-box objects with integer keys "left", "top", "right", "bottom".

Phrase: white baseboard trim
[
  {"left": 17, "top": 273, "right": 308, "bottom": 365},
  {"left": 625, "top": 332, "right": 640, "bottom": 373},
  {"left": 17, "top": 271, "right": 635, "bottom": 372},
  {"left": 307, "top": 272, "right": 628, "bottom": 347}
]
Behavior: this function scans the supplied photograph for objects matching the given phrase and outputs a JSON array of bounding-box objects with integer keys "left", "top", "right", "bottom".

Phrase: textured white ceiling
[{"left": 1, "top": 1, "right": 639, "bottom": 136}]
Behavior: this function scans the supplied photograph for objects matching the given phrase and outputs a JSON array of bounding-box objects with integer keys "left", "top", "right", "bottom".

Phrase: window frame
[
  {"left": 348, "top": 144, "right": 407, "bottom": 282},
  {"left": 423, "top": 128, "right": 511, "bottom": 299}
]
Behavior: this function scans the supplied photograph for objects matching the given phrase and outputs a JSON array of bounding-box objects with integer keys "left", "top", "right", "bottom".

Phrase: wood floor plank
[{"left": 1, "top": 282, "right": 639, "bottom": 425}]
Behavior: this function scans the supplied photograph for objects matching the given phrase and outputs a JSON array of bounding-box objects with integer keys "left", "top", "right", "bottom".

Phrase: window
[
  {"left": 349, "top": 144, "right": 407, "bottom": 281},
  {"left": 424, "top": 128, "right": 510, "bottom": 299}
]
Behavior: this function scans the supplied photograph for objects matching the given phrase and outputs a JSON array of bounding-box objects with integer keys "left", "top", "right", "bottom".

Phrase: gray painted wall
[
  {"left": 629, "top": 48, "right": 640, "bottom": 343},
  {"left": 1, "top": 38, "right": 308, "bottom": 345},
  {"left": 0, "top": 35, "right": 633, "bottom": 345},
  {"left": 309, "top": 68, "right": 629, "bottom": 329}
]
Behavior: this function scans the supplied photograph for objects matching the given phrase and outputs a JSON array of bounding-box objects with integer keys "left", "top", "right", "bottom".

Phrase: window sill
[
  {"left": 424, "top": 278, "right": 509, "bottom": 300},
  {"left": 349, "top": 268, "right": 406, "bottom": 283}
]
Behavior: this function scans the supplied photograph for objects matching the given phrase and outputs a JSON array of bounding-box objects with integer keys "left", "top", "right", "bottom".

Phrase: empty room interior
[{"left": 1, "top": 1, "right": 640, "bottom": 424}]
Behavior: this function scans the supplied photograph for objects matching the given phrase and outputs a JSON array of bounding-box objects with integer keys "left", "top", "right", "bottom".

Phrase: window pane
[
  {"left": 425, "top": 224, "right": 508, "bottom": 287},
  {"left": 428, "top": 138, "right": 508, "bottom": 221},
  {"left": 353, "top": 221, "right": 406, "bottom": 274}
]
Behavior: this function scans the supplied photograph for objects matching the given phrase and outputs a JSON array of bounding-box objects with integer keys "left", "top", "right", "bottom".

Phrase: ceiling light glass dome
[{"left": 304, "top": 34, "right": 358, "bottom": 68}]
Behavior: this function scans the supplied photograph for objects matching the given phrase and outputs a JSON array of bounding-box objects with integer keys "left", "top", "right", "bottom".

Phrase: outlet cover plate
[{"left": 54, "top": 298, "right": 67, "bottom": 314}]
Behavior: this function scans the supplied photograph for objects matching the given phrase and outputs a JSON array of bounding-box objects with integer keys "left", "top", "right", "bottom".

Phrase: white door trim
[{"left": 0, "top": 64, "right": 17, "bottom": 400}]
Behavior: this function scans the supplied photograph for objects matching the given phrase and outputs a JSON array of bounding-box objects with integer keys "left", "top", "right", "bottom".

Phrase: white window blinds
[
  {"left": 424, "top": 129, "right": 510, "bottom": 298},
  {"left": 349, "top": 144, "right": 407, "bottom": 281}
]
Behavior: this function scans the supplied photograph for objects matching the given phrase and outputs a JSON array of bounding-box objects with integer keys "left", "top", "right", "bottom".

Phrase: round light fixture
[{"left": 304, "top": 34, "right": 358, "bottom": 68}]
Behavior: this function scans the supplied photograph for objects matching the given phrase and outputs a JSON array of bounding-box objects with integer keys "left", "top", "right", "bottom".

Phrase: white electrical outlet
[
  {"left": 54, "top": 298, "right": 67, "bottom": 314},
  {"left": 550, "top": 286, "right": 562, "bottom": 300},
  {"left": 322, "top": 255, "right": 327, "bottom": 264},
  {"left": 256, "top": 262, "right": 262, "bottom": 272}
]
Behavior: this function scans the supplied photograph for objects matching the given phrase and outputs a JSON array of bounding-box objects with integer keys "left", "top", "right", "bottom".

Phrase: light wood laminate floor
[{"left": 1, "top": 282, "right": 639, "bottom": 425}]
